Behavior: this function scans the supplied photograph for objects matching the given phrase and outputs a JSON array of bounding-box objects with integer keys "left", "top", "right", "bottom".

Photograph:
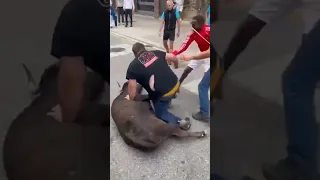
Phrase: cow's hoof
[
  {"left": 200, "top": 130, "right": 206, "bottom": 137},
  {"left": 180, "top": 118, "right": 191, "bottom": 130}
]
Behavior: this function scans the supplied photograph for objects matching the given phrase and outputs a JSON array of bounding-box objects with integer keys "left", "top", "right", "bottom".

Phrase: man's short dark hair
[
  {"left": 192, "top": 15, "right": 205, "bottom": 26},
  {"left": 132, "top": 42, "right": 146, "bottom": 56}
]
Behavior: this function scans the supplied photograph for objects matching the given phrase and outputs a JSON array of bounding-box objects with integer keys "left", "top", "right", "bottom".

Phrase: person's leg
[
  {"left": 152, "top": 97, "right": 190, "bottom": 129},
  {"left": 163, "top": 30, "right": 169, "bottom": 53},
  {"left": 125, "top": 9, "right": 128, "bottom": 27},
  {"left": 152, "top": 98, "right": 180, "bottom": 125},
  {"left": 192, "top": 68, "right": 210, "bottom": 122},
  {"left": 117, "top": 7, "right": 121, "bottom": 24},
  {"left": 129, "top": 9, "right": 133, "bottom": 26},
  {"left": 179, "top": 60, "right": 201, "bottom": 84},
  {"left": 262, "top": 20, "right": 320, "bottom": 180},
  {"left": 120, "top": 7, "right": 124, "bottom": 23},
  {"left": 168, "top": 30, "right": 175, "bottom": 53}
]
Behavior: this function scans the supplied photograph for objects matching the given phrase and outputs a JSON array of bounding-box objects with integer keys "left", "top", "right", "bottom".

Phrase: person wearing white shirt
[
  {"left": 123, "top": 0, "right": 135, "bottom": 27},
  {"left": 223, "top": 0, "right": 320, "bottom": 179},
  {"left": 116, "top": 0, "right": 125, "bottom": 25}
]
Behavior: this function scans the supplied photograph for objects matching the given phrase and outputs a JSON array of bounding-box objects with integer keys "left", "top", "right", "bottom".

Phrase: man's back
[{"left": 126, "top": 50, "right": 178, "bottom": 98}]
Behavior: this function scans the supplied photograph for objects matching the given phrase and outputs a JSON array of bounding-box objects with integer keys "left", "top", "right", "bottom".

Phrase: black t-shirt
[
  {"left": 51, "top": 0, "right": 110, "bottom": 82},
  {"left": 126, "top": 50, "right": 178, "bottom": 99}
]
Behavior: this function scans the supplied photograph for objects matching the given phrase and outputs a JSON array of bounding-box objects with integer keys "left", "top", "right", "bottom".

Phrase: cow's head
[{"left": 120, "top": 81, "right": 143, "bottom": 95}]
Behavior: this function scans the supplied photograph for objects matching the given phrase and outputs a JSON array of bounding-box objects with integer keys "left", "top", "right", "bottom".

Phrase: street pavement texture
[
  {"left": 110, "top": 34, "right": 210, "bottom": 180},
  {"left": 112, "top": 3, "right": 320, "bottom": 180}
]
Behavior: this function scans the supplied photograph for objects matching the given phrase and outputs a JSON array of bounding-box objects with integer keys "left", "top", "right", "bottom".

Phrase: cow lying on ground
[
  {"left": 3, "top": 63, "right": 109, "bottom": 180},
  {"left": 111, "top": 81, "right": 207, "bottom": 151}
]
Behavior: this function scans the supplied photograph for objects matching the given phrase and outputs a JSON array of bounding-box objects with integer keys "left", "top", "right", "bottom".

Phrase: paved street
[{"left": 110, "top": 34, "right": 210, "bottom": 180}]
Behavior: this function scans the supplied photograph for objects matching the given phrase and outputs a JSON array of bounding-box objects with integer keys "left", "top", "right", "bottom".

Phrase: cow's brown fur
[{"left": 111, "top": 82, "right": 206, "bottom": 151}]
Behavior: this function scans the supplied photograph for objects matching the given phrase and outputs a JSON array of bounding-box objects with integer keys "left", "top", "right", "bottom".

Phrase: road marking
[
  {"left": 182, "top": 77, "right": 210, "bottom": 97},
  {"left": 110, "top": 44, "right": 133, "bottom": 58}
]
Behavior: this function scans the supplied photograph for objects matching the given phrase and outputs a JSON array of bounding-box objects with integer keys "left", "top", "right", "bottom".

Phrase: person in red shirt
[{"left": 173, "top": 15, "right": 211, "bottom": 121}]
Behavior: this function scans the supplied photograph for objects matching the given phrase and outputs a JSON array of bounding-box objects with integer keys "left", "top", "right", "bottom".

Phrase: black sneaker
[
  {"left": 192, "top": 111, "right": 209, "bottom": 122},
  {"left": 125, "top": 24, "right": 128, "bottom": 27},
  {"left": 262, "top": 159, "right": 320, "bottom": 180},
  {"left": 130, "top": 24, "right": 133, "bottom": 27}
]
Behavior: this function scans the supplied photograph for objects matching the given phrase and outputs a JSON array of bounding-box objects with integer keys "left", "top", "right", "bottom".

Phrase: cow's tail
[{"left": 21, "top": 63, "right": 38, "bottom": 97}]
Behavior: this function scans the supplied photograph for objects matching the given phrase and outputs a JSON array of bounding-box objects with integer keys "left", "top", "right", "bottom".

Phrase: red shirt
[{"left": 172, "top": 24, "right": 210, "bottom": 56}]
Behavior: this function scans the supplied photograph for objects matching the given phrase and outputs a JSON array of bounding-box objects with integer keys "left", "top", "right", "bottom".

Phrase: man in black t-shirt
[
  {"left": 126, "top": 43, "right": 190, "bottom": 129},
  {"left": 49, "top": 0, "right": 109, "bottom": 122}
]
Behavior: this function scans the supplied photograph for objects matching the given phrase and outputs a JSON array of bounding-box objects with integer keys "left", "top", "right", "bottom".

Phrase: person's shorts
[
  {"left": 163, "top": 30, "right": 175, "bottom": 41},
  {"left": 187, "top": 55, "right": 210, "bottom": 72}
]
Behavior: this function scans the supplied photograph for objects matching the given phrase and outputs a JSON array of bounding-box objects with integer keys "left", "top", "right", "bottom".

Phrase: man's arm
[
  {"left": 131, "top": 0, "right": 135, "bottom": 10},
  {"left": 223, "top": 14, "right": 266, "bottom": 72},
  {"left": 172, "top": 31, "right": 194, "bottom": 56},
  {"left": 126, "top": 66, "right": 138, "bottom": 100},
  {"left": 127, "top": 79, "right": 137, "bottom": 100},
  {"left": 59, "top": 57, "right": 86, "bottom": 122},
  {"left": 50, "top": 2, "right": 88, "bottom": 122},
  {"left": 159, "top": 12, "right": 165, "bottom": 33},
  {"left": 176, "top": 10, "right": 181, "bottom": 36}
]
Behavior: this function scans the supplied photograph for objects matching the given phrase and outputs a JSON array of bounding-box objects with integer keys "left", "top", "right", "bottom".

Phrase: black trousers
[
  {"left": 124, "top": 9, "right": 133, "bottom": 25},
  {"left": 117, "top": 7, "right": 124, "bottom": 23}
]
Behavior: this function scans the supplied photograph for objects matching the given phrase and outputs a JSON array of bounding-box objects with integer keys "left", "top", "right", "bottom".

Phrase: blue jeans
[
  {"left": 198, "top": 68, "right": 210, "bottom": 117},
  {"left": 283, "top": 20, "right": 320, "bottom": 175},
  {"left": 152, "top": 96, "right": 181, "bottom": 125}
]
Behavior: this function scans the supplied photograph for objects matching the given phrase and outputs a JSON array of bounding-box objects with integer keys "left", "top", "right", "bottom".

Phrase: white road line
[{"left": 182, "top": 77, "right": 210, "bottom": 97}]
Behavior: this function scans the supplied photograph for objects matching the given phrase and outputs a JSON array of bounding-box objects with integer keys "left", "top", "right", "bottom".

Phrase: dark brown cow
[{"left": 111, "top": 82, "right": 207, "bottom": 151}]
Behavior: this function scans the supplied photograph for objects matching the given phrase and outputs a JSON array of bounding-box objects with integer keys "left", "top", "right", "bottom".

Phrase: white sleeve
[{"left": 249, "top": 0, "right": 300, "bottom": 23}]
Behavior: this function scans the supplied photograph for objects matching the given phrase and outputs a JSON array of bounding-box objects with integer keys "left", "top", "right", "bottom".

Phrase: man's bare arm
[
  {"left": 58, "top": 56, "right": 86, "bottom": 122},
  {"left": 128, "top": 79, "right": 137, "bottom": 100},
  {"left": 159, "top": 19, "right": 165, "bottom": 33},
  {"left": 177, "top": 18, "right": 181, "bottom": 36}
]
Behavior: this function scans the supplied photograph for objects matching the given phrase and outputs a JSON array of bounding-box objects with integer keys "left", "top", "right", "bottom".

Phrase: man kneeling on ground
[{"left": 126, "top": 43, "right": 191, "bottom": 129}]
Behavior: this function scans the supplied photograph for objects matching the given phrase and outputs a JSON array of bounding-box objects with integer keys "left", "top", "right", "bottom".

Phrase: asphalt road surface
[{"left": 109, "top": 34, "right": 211, "bottom": 180}]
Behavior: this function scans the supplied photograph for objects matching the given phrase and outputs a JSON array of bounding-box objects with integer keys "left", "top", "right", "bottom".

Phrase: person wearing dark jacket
[{"left": 159, "top": 0, "right": 181, "bottom": 54}]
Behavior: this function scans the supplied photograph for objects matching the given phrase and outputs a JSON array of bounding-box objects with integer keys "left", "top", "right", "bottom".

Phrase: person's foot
[
  {"left": 262, "top": 159, "right": 320, "bottom": 180},
  {"left": 179, "top": 117, "right": 191, "bottom": 130},
  {"left": 192, "top": 111, "right": 209, "bottom": 122},
  {"left": 130, "top": 24, "right": 133, "bottom": 27},
  {"left": 125, "top": 24, "right": 128, "bottom": 27}
]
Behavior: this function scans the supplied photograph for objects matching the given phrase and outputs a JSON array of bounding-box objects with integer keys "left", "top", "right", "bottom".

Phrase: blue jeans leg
[
  {"left": 198, "top": 68, "right": 210, "bottom": 117},
  {"left": 282, "top": 20, "right": 320, "bottom": 174},
  {"left": 152, "top": 96, "right": 181, "bottom": 125}
]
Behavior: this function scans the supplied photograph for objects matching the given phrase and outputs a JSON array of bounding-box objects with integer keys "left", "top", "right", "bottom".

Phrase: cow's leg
[{"left": 171, "top": 128, "right": 206, "bottom": 138}]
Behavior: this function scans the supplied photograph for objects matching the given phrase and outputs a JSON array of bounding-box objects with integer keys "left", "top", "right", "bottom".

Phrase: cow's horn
[{"left": 21, "top": 63, "right": 37, "bottom": 96}]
